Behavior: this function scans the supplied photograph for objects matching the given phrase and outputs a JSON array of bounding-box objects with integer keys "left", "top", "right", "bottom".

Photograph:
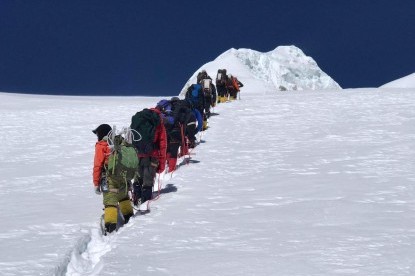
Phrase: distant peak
[{"left": 181, "top": 45, "right": 341, "bottom": 95}]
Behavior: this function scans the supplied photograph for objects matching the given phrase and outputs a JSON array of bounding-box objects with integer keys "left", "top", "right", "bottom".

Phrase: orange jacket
[{"left": 93, "top": 139, "right": 111, "bottom": 187}]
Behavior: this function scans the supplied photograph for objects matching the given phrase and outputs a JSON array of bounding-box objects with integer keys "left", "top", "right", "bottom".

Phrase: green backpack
[
  {"left": 107, "top": 134, "right": 139, "bottom": 179},
  {"left": 130, "top": 108, "right": 161, "bottom": 154}
]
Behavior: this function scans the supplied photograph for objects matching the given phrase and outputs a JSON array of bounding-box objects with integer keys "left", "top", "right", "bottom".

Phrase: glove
[{"left": 94, "top": 186, "right": 101, "bottom": 195}]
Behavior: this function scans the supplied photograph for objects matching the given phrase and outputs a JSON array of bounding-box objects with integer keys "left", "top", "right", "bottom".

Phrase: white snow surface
[
  {"left": 380, "top": 72, "right": 415, "bottom": 89},
  {"left": 179, "top": 46, "right": 341, "bottom": 96},
  {"left": 1, "top": 85, "right": 415, "bottom": 275}
]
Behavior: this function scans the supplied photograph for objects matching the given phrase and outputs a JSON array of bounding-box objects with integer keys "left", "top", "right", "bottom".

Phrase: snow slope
[
  {"left": 380, "top": 72, "right": 415, "bottom": 88},
  {"left": 1, "top": 84, "right": 415, "bottom": 275},
  {"left": 180, "top": 46, "right": 341, "bottom": 96}
]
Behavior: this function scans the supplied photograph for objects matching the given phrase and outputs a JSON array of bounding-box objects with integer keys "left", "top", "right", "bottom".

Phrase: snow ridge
[
  {"left": 180, "top": 45, "right": 341, "bottom": 96},
  {"left": 231, "top": 46, "right": 341, "bottom": 91}
]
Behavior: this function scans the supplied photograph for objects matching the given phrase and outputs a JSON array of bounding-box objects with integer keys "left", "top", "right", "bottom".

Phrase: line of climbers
[
  {"left": 212, "top": 69, "right": 243, "bottom": 103},
  {"left": 91, "top": 69, "right": 243, "bottom": 234}
]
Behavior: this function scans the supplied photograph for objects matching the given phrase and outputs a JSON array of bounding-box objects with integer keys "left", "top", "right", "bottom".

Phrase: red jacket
[
  {"left": 137, "top": 108, "right": 167, "bottom": 173},
  {"left": 93, "top": 139, "right": 111, "bottom": 187}
]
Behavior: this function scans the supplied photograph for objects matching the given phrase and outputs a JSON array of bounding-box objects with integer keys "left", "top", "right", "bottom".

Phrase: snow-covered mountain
[
  {"left": 180, "top": 45, "right": 341, "bottom": 96},
  {"left": 380, "top": 72, "right": 415, "bottom": 88}
]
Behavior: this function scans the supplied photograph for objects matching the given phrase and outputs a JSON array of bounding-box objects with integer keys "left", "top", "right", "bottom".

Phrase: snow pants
[
  {"left": 217, "top": 85, "right": 227, "bottom": 98},
  {"left": 204, "top": 95, "right": 212, "bottom": 118},
  {"left": 133, "top": 157, "right": 158, "bottom": 203},
  {"left": 185, "top": 113, "right": 197, "bottom": 148},
  {"left": 103, "top": 175, "right": 134, "bottom": 228}
]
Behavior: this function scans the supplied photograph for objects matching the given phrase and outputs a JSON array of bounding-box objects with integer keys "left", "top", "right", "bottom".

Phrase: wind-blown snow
[
  {"left": 380, "top": 72, "right": 415, "bottom": 88},
  {"left": 180, "top": 46, "right": 341, "bottom": 96},
  {"left": 1, "top": 84, "right": 415, "bottom": 275}
]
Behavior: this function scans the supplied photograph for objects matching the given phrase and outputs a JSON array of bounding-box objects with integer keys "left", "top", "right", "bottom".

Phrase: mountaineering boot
[
  {"left": 132, "top": 181, "right": 142, "bottom": 206},
  {"left": 188, "top": 139, "right": 196, "bottom": 149},
  {"left": 105, "top": 223, "right": 117, "bottom": 234},
  {"left": 132, "top": 196, "right": 141, "bottom": 207},
  {"left": 123, "top": 213, "right": 133, "bottom": 224}
]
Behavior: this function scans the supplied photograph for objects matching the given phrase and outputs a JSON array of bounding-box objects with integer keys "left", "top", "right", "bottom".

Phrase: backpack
[
  {"left": 171, "top": 99, "right": 192, "bottom": 125},
  {"left": 216, "top": 69, "right": 227, "bottom": 85},
  {"left": 157, "top": 99, "right": 176, "bottom": 127},
  {"left": 202, "top": 79, "right": 212, "bottom": 97},
  {"left": 130, "top": 108, "right": 161, "bottom": 154},
  {"left": 107, "top": 131, "right": 139, "bottom": 180},
  {"left": 197, "top": 71, "right": 208, "bottom": 84},
  {"left": 189, "top": 84, "right": 202, "bottom": 106}
]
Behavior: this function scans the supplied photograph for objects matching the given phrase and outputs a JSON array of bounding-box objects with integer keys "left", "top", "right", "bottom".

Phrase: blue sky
[{"left": 0, "top": 0, "right": 414, "bottom": 95}]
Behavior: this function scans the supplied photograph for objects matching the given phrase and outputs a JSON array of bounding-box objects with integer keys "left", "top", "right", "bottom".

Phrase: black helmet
[
  {"left": 92, "top": 124, "right": 112, "bottom": 141},
  {"left": 170, "top": 96, "right": 180, "bottom": 102}
]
